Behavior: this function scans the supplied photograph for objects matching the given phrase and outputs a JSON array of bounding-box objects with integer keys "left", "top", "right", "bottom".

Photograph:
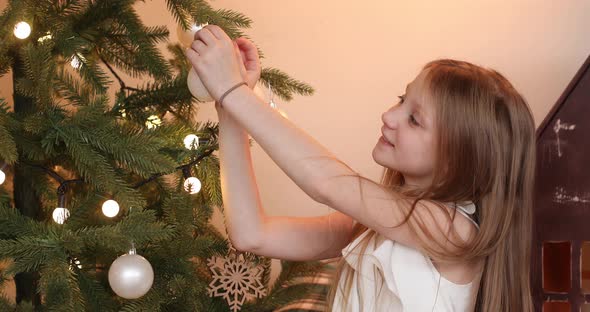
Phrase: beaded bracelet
[{"left": 218, "top": 81, "right": 247, "bottom": 108}]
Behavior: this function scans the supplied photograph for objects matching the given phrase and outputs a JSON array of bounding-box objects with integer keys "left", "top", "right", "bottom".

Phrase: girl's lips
[{"left": 379, "top": 135, "right": 395, "bottom": 147}]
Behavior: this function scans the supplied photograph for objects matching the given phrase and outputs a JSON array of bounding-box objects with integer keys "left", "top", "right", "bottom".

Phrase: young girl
[{"left": 185, "top": 25, "right": 535, "bottom": 312}]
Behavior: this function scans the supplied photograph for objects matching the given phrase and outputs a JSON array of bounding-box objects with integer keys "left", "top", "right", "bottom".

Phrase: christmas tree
[{"left": 0, "top": 0, "right": 332, "bottom": 310}]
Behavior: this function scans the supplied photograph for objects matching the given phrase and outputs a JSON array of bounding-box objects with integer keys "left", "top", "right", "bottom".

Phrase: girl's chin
[{"left": 372, "top": 150, "right": 396, "bottom": 169}]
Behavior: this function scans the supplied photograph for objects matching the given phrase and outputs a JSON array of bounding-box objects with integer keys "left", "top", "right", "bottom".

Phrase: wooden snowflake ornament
[{"left": 207, "top": 249, "right": 267, "bottom": 311}]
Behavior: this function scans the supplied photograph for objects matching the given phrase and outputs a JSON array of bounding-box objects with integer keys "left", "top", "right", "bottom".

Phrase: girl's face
[{"left": 372, "top": 70, "right": 437, "bottom": 188}]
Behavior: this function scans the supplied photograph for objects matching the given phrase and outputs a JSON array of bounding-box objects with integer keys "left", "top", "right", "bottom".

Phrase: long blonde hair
[{"left": 325, "top": 59, "right": 535, "bottom": 311}]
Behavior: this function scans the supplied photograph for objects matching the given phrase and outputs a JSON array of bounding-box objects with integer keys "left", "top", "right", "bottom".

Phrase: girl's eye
[
  {"left": 409, "top": 114, "right": 420, "bottom": 126},
  {"left": 397, "top": 95, "right": 405, "bottom": 104}
]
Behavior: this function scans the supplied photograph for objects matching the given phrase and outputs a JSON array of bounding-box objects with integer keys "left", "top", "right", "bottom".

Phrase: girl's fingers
[
  {"left": 194, "top": 28, "right": 217, "bottom": 46},
  {"left": 204, "top": 25, "right": 232, "bottom": 42},
  {"left": 190, "top": 40, "right": 207, "bottom": 54},
  {"left": 235, "top": 38, "right": 260, "bottom": 70},
  {"left": 185, "top": 48, "right": 200, "bottom": 66},
  {"left": 233, "top": 41, "right": 247, "bottom": 76}
]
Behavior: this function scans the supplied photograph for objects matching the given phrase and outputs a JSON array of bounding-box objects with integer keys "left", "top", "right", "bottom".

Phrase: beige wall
[{"left": 1, "top": 0, "right": 590, "bottom": 301}]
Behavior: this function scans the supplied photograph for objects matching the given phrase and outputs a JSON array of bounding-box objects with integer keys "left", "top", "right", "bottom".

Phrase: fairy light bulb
[
  {"left": 37, "top": 33, "right": 52, "bottom": 43},
  {"left": 102, "top": 199, "right": 120, "bottom": 218},
  {"left": 145, "top": 115, "right": 162, "bottom": 129},
  {"left": 183, "top": 177, "right": 202, "bottom": 194},
  {"left": 14, "top": 22, "right": 31, "bottom": 39},
  {"left": 70, "top": 55, "right": 82, "bottom": 69},
  {"left": 52, "top": 207, "right": 70, "bottom": 224},
  {"left": 183, "top": 134, "right": 199, "bottom": 150},
  {"left": 0, "top": 169, "right": 5, "bottom": 185}
]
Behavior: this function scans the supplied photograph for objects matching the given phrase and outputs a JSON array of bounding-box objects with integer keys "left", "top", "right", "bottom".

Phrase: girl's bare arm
[{"left": 219, "top": 108, "right": 354, "bottom": 261}]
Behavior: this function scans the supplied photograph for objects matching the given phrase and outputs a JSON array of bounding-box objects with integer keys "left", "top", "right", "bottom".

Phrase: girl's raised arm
[
  {"left": 218, "top": 108, "right": 355, "bottom": 260},
  {"left": 216, "top": 39, "right": 355, "bottom": 260}
]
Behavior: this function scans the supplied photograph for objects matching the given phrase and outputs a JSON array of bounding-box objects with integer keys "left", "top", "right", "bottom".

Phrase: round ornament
[
  {"left": 187, "top": 67, "right": 213, "bottom": 102},
  {"left": 108, "top": 253, "right": 154, "bottom": 299},
  {"left": 176, "top": 23, "right": 207, "bottom": 48}
]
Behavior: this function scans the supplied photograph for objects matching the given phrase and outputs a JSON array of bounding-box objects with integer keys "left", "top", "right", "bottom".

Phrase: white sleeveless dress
[{"left": 332, "top": 202, "right": 480, "bottom": 312}]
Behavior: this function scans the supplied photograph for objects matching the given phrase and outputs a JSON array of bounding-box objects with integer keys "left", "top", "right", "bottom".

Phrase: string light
[
  {"left": 183, "top": 177, "right": 202, "bottom": 194},
  {"left": 69, "top": 258, "right": 82, "bottom": 271},
  {"left": 102, "top": 199, "right": 120, "bottom": 218},
  {"left": 53, "top": 186, "right": 70, "bottom": 224},
  {"left": 26, "top": 129, "right": 215, "bottom": 222},
  {"left": 145, "top": 115, "right": 162, "bottom": 129},
  {"left": 70, "top": 54, "right": 83, "bottom": 69},
  {"left": 37, "top": 33, "right": 52, "bottom": 43},
  {"left": 183, "top": 134, "right": 199, "bottom": 150},
  {"left": 52, "top": 207, "right": 70, "bottom": 224},
  {"left": 13, "top": 21, "right": 31, "bottom": 39},
  {"left": 0, "top": 168, "right": 5, "bottom": 185}
]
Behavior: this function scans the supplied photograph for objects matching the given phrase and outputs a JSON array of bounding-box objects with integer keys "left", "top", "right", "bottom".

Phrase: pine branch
[
  {"left": 261, "top": 68, "right": 315, "bottom": 102},
  {"left": 0, "top": 99, "right": 18, "bottom": 164},
  {"left": 38, "top": 258, "right": 85, "bottom": 311}
]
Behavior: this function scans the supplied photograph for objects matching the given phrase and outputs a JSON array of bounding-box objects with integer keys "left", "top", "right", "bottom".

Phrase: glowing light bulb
[
  {"left": 52, "top": 207, "right": 70, "bottom": 224},
  {"left": 14, "top": 22, "right": 31, "bottom": 39},
  {"left": 0, "top": 169, "right": 5, "bottom": 185},
  {"left": 145, "top": 115, "right": 162, "bottom": 129},
  {"left": 37, "top": 33, "right": 52, "bottom": 43},
  {"left": 102, "top": 199, "right": 120, "bottom": 218},
  {"left": 183, "top": 177, "right": 202, "bottom": 194},
  {"left": 70, "top": 55, "right": 82, "bottom": 69},
  {"left": 183, "top": 134, "right": 199, "bottom": 150}
]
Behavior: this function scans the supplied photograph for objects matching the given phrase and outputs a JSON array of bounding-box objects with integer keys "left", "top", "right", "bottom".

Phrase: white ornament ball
[
  {"left": 183, "top": 177, "right": 202, "bottom": 194},
  {"left": 183, "top": 134, "right": 199, "bottom": 150},
  {"left": 52, "top": 207, "right": 70, "bottom": 224},
  {"left": 102, "top": 200, "right": 120, "bottom": 218},
  {"left": 108, "top": 253, "right": 154, "bottom": 299},
  {"left": 0, "top": 170, "right": 5, "bottom": 185},
  {"left": 187, "top": 67, "right": 213, "bottom": 102},
  {"left": 176, "top": 23, "right": 208, "bottom": 48},
  {"left": 14, "top": 22, "right": 31, "bottom": 39}
]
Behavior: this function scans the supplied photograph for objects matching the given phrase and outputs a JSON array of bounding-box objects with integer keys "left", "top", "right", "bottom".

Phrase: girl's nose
[{"left": 382, "top": 108, "right": 398, "bottom": 129}]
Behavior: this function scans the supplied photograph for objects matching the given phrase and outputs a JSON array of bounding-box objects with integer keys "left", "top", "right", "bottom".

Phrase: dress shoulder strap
[{"left": 454, "top": 201, "right": 479, "bottom": 229}]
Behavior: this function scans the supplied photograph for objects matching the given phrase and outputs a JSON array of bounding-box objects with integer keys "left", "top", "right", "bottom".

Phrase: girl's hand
[
  {"left": 185, "top": 25, "right": 244, "bottom": 102},
  {"left": 234, "top": 37, "right": 261, "bottom": 89}
]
